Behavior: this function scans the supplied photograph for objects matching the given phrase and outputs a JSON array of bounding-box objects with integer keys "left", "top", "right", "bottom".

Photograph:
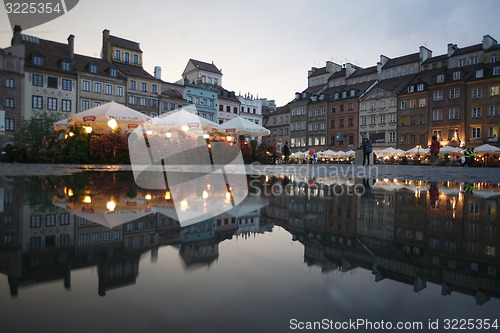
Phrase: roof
[
  {"left": 349, "top": 65, "right": 377, "bottom": 78},
  {"left": 19, "top": 34, "right": 75, "bottom": 74},
  {"left": 107, "top": 35, "right": 142, "bottom": 53},
  {"left": 450, "top": 43, "right": 482, "bottom": 57},
  {"left": 383, "top": 53, "right": 419, "bottom": 69},
  {"left": 273, "top": 103, "right": 291, "bottom": 115},
  {"left": 375, "top": 74, "right": 417, "bottom": 94},
  {"left": 161, "top": 89, "right": 185, "bottom": 101},
  {"left": 422, "top": 53, "right": 447, "bottom": 66},
  {"left": 329, "top": 80, "right": 377, "bottom": 101},
  {"left": 189, "top": 59, "right": 222, "bottom": 74},
  {"left": 308, "top": 66, "right": 328, "bottom": 78},
  {"left": 73, "top": 54, "right": 124, "bottom": 78},
  {"left": 114, "top": 63, "right": 157, "bottom": 80}
]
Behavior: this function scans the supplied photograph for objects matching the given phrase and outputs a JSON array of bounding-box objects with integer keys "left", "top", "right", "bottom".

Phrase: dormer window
[
  {"left": 408, "top": 85, "right": 414, "bottom": 93},
  {"left": 436, "top": 74, "right": 444, "bottom": 83},
  {"left": 109, "top": 68, "right": 117, "bottom": 77},
  {"left": 453, "top": 71, "right": 461, "bottom": 80},
  {"left": 31, "top": 54, "right": 44, "bottom": 66},
  {"left": 89, "top": 64, "right": 97, "bottom": 74},
  {"left": 476, "top": 69, "right": 484, "bottom": 78},
  {"left": 417, "top": 83, "right": 424, "bottom": 91},
  {"left": 342, "top": 91, "right": 347, "bottom": 98},
  {"left": 60, "top": 60, "right": 71, "bottom": 71},
  {"left": 334, "top": 93, "right": 339, "bottom": 100},
  {"left": 350, "top": 90, "right": 355, "bottom": 97}
]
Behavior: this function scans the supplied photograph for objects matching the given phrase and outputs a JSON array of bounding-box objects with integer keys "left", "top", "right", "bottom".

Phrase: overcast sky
[{"left": 1, "top": 0, "right": 500, "bottom": 106}]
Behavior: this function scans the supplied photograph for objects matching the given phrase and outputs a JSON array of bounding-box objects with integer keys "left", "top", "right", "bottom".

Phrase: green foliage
[{"left": 10, "top": 111, "right": 65, "bottom": 162}]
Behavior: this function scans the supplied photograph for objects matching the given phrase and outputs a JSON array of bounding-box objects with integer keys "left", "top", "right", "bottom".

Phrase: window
[
  {"left": 432, "top": 109, "right": 443, "bottom": 121},
  {"left": 32, "top": 54, "right": 43, "bottom": 66},
  {"left": 458, "top": 58, "right": 466, "bottom": 67},
  {"left": 130, "top": 80, "right": 136, "bottom": 90},
  {"left": 400, "top": 116, "right": 408, "bottom": 126},
  {"left": 61, "top": 99, "right": 71, "bottom": 112},
  {"left": 408, "top": 85, "right": 414, "bottom": 93},
  {"left": 400, "top": 101, "right": 407, "bottom": 109},
  {"left": 472, "top": 88, "right": 482, "bottom": 99},
  {"left": 472, "top": 127, "right": 481, "bottom": 138},
  {"left": 103, "top": 231, "right": 110, "bottom": 242},
  {"left": 94, "top": 82, "right": 102, "bottom": 93},
  {"left": 60, "top": 213, "right": 70, "bottom": 225},
  {"left": 133, "top": 54, "right": 139, "bottom": 64},
  {"left": 151, "top": 99, "right": 157, "bottom": 108},
  {"left": 470, "top": 56, "right": 478, "bottom": 65},
  {"left": 33, "top": 74, "right": 43, "bottom": 87},
  {"left": 449, "top": 108, "right": 459, "bottom": 119},
  {"left": 114, "top": 49, "right": 121, "bottom": 61},
  {"left": 124, "top": 52, "right": 130, "bottom": 63},
  {"left": 105, "top": 84, "right": 113, "bottom": 95},
  {"left": 437, "top": 74, "right": 444, "bottom": 83},
  {"left": 339, "top": 119, "right": 345, "bottom": 128},
  {"left": 417, "top": 83, "right": 424, "bottom": 91},
  {"left": 31, "top": 215, "right": 42, "bottom": 228},
  {"left": 491, "top": 54, "right": 498, "bottom": 63},
  {"left": 389, "top": 132, "right": 396, "bottom": 142},
  {"left": 418, "top": 98, "right": 426, "bottom": 107},
  {"left": 476, "top": 69, "right": 484, "bottom": 78},
  {"left": 433, "top": 130, "right": 442, "bottom": 141},
  {"left": 449, "top": 88, "right": 460, "bottom": 99},
  {"left": 152, "top": 84, "right": 158, "bottom": 94},
  {"left": 94, "top": 101, "right": 101, "bottom": 108},
  {"left": 89, "top": 64, "right": 97, "bottom": 74},
  {"left": 82, "top": 80, "right": 90, "bottom": 91},
  {"left": 433, "top": 91, "right": 443, "bottom": 101},
  {"left": 5, "top": 118, "right": 15, "bottom": 131},
  {"left": 32, "top": 95, "right": 43, "bottom": 109},
  {"left": 62, "top": 79, "right": 72, "bottom": 91},
  {"left": 5, "top": 97, "right": 15, "bottom": 108},
  {"left": 116, "top": 86, "right": 124, "bottom": 97},
  {"left": 472, "top": 107, "right": 481, "bottom": 118},
  {"left": 141, "top": 82, "right": 147, "bottom": 92},
  {"left": 47, "top": 97, "right": 58, "bottom": 111},
  {"left": 379, "top": 114, "right": 386, "bottom": 124},
  {"left": 47, "top": 77, "right": 58, "bottom": 89},
  {"left": 489, "top": 105, "right": 499, "bottom": 116},
  {"left": 490, "top": 86, "right": 500, "bottom": 96},
  {"left": 389, "top": 113, "right": 396, "bottom": 123},
  {"left": 5, "top": 78, "right": 15, "bottom": 88},
  {"left": 494, "top": 67, "right": 500, "bottom": 75},
  {"left": 46, "top": 214, "right": 56, "bottom": 227},
  {"left": 140, "top": 97, "right": 147, "bottom": 106},
  {"left": 348, "top": 118, "right": 354, "bottom": 127},
  {"left": 82, "top": 100, "right": 90, "bottom": 111},
  {"left": 453, "top": 71, "right": 461, "bottom": 80},
  {"left": 110, "top": 68, "right": 117, "bottom": 77},
  {"left": 369, "top": 115, "right": 376, "bottom": 125}
]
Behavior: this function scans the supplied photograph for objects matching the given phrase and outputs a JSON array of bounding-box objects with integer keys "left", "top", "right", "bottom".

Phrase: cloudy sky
[{"left": 1, "top": 0, "right": 500, "bottom": 106}]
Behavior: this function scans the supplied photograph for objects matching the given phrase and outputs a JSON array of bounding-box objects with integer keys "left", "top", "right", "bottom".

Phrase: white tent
[
  {"left": 219, "top": 116, "right": 270, "bottom": 136},
  {"left": 406, "top": 146, "right": 430, "bottom": 155},
  {"left": 439, "top": 145, "right": 463, "bottom": 155},
  {"left": 60, "top": 101, "right": 151, "bottom": 133},
  {"left": 474, "top": 143, "right": 500, "bottom": 154}
]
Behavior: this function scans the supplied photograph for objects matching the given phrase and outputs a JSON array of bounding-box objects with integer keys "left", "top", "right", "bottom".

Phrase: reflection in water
[{"left": 0, "top": 172, "right": 499, "bottom": 306}]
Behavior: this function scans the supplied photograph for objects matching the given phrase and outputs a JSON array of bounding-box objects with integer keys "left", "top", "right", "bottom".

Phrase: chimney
[
  {"left": 11, "top": 25, "right": 22, "bottom": 46},
  {"left": 419, "top": 46, "right": 432, "bottom": 64},
  {"left": 483, "top": 35, "right": 498, "bottom": 50},
  {"left": 102, "top": 29, "right": 110, "bottom": 60},
  {"left": 345, "top": 63, "right": 357, "bottom": 78},
  {"left": 154, "top": 66, "right": 162, "bottom": 79},
  {"left": 67, "top": 34, "right": 75, "bottom": 61},
  {"left": 447, "top": 43, "right": 458, "bottom": 57}
]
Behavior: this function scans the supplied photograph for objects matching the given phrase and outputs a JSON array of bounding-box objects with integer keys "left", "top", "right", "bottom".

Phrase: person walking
[
  {"left": 283, "top": 141, "right": 290, "bottom": 164},
  {"left": 430, "top": 135, "right": 440, "bottom": 166},
  {"left": 362, "top": 136, "right": 373, "bottom": 166},
  {"left": 276, "top": 139, "right": 282, "bottom": 164}
]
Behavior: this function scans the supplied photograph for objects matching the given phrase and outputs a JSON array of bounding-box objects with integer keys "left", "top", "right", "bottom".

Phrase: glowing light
[
  {"left": 181, "top": 125, "right": 189, "bottom": 132},
  {"left": 145, "top": 194, "right": 152, "bottom": 201},
  {"left": 106, "top": 200, "right": 116, "bottom": 211},
  {"left": 67, "top": 189, "right": 74, "bottom": 197},
  {"left": 226, "top": 192, "right": 231, "bottom": 200},
  {"left": 202, "top": 191, "right": 209, "bottom": 199},
  {"left": 107, "top": 119, "right": 118, "bottom": 129},
  {"left": 164, "top": 191, "right": 171, "bottom": 200},
  {"left": 146, "top": 130, "right": 153, "bottom": 135},
  {"left": 226, "top": 136, "right": 233, "bottom": 142},
  {"left": 68, "top": 132, "right": 74, "bottom": 137},
  {"left": 207, "top": 184, "right": 211, "bottom": 190},
  {"left": 83, "top": 195, "right": 92, "bottom": 204},
  {"left": 84, "top": 126, "right": 93, "bottom": 134},
  {"left": 203, "top": 134, "right": 210, "bottom": 139},
  {"left": 180, "top": 200, "right": 189, "bottom": 208},
  {"left": 166, "top": 132, "right": 172, "bottom": 138}
]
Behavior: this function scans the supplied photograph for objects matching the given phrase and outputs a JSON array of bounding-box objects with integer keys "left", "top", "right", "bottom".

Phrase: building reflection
[{"left": 0, "top": 173, "right": 498, "bottom": 304}]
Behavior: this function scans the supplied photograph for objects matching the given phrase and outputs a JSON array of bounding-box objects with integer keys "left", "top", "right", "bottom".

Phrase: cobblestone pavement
[{"left": 0, "top": 162, "right": 499, "bottom": 183}]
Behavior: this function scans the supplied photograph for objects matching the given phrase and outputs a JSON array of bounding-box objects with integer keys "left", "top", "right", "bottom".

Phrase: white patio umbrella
[
  {"left": 377, "top": 147, "right": 404, "bottom": 157},
  {"left": 146, "top": 109, "right": 219, "bottom": 136},
  {"left": 474, "top": 144, "right": 500, "bottom": 154},
  {"left": 68, "top": 101, "right": 151, "bottom": 132},
  {"left": 219, "top": 116, "right": 270, "bottom": 136},
  {"left": 439, "top": 146, "right": 463, "bottom": 155},
  {"left": 321, "top": 149, "right": 336, "bottom": 157},
  {"left": 406, "top": 146, "right": 430, "bottom": 155}
]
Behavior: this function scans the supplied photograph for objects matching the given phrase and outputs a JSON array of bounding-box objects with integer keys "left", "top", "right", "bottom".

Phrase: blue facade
[{"left": 183, "top": 83, "right": 218, "bottom": 122}]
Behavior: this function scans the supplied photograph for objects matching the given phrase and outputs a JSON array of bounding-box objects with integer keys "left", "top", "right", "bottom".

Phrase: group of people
[{"left": 273, "top": 139, "right": 291, "bottom": 164}]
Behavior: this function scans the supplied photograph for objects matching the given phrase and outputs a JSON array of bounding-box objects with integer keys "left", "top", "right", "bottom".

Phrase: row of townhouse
[
  {"left": 0, "top": 26, "right": 273, "bottom": 147},
  {"left": 268, "top": 35, "right": 500, "bottom": 152}
]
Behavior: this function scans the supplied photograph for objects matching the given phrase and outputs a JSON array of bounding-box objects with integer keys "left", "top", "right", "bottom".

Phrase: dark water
[{"left": 0, "top": 172, "right": 499, "bottom": 333}]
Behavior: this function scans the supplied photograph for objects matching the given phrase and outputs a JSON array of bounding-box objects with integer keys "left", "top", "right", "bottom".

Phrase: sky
[{"left": 1, "top": 0, "right": 500, "bottom": 107}]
